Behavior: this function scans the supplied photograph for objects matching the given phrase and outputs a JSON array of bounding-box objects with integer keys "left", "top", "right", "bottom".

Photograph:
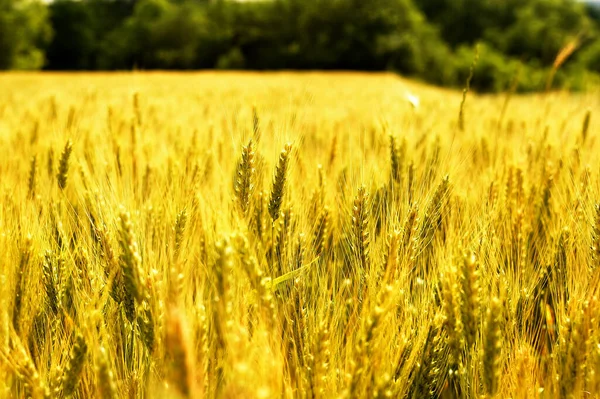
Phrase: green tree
[
  {"left": 0, "top": 0, "right": 52, "bottom": 69},
  {"left": 45, "top": 0, "right": 135, "bottom": 70},
  {"left": 111, "top": 0, "right": 207, "bottom": 69},
  {"left": 498, "top": 0, "right": 591, "bottom": 64},
  {"left": 46, "top": 0, "right": 96, "bottom": 70}
]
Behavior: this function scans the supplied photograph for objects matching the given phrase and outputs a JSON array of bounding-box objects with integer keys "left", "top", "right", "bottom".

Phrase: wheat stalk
[
  {"left": 56, "top": 140, "right": 73, "bottom": 190},
  {"left": 268, "top": 143, "right": 292, "bottom": 221},
  {"left": 234, "top": 139, "right": 255, "bottom": 217},
  {"left": 62, "top": 333, "right": 88, "bottom": 397}
]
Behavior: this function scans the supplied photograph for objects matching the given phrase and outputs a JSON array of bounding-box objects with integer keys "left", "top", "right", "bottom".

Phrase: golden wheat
[{"left": 0, "top": 72, "right": 598, "bottom": 398}]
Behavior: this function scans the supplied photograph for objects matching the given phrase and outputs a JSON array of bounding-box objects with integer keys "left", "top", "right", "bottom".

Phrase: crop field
[{"left": 0, "top": 72, "right": 600, "bottom": 398}]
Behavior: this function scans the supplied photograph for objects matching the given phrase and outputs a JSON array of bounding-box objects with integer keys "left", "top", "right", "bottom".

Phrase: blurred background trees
[
  {"left": 0, "top": 0, "right": 52, "bottom": 69},
  {"left": 1, "top": 0, "right": 600, "bottom": 92}
]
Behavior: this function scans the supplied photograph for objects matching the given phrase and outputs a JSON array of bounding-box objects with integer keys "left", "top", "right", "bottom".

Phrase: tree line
[{"left": 2, "top": 0, "right": 600, "bottom": 92}]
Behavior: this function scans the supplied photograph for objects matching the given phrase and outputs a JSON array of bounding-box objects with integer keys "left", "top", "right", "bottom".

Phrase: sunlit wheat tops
[
  {"left": 389, "top": 134, "right": 406, "bottom": 185},
  {"left": 352, "top": 186, "right": 370, "bottom": 272},
  {"left": 234, "top": 139, "right": 255, "bottom": 216},
  {"left": 313, "top": 206, "right": 330, "bottom": 258},
  {"left": 2, "top": 73, "right": 600, "bottom": 399},
  {"left": 165, "top": 306, "right": 195, "bottom": 398},
  {"left": 117, "top": 207, "right": 144, "bottom": 322},
  {"left": 12, "top": 235, "right": 33, "bottom": 334},
  {"left": 592, "top": 203, "right": 600, "bottom": 272},
  {"left": 252, "top": 105, "right": 261, "bottom": 143},
  {"left": 1, "top": 335, "right": 49, "bottom": 398},
  {"left": 57, "top": 139, "right": 73, "bottom": 190},
  {"left": 27, "top": 155, "right": 37, "bottom": 199},
  {"left": 96, "top": 346, "right": 117, "bottom": 399},
  {"left": 390, "top": 135, "right": 400, "bottom": 183},
  {"left": 459, "top": 252, "right": 479, "bottom": 349},
  {"left": 173, "top": 209, "right": 188, "bottom": 261},
  {"left": 268, "top": 143, "right": 292, "bottom": 221},
  {"left": 483, "top": 296, "right": 502, "bottom": 396},
  {"left": 62, "top": 333, "right": 88, "bottom": 396},
  {"left": 582, "top": 109, "right": 591, "bottom": 144}
]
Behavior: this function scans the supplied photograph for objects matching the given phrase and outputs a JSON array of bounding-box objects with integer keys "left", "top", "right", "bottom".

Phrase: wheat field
[{"left": 0, "top": 72, "right": 599, "bottom": 398}]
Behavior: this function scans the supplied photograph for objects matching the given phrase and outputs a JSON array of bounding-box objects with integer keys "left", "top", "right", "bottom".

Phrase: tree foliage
[
  {"left": 0, "top": 0, "right": 52, "bottom": 69},
  {"left": 2, "top": 0, "right": 600, "bottom": 91}
]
